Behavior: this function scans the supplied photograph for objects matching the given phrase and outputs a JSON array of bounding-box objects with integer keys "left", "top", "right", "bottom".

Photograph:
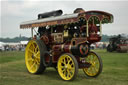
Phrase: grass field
[{"left": 0, "top": 50, "right": 128, "bottom": 85}]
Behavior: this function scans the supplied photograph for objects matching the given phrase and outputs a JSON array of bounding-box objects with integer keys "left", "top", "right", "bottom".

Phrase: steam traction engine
[
  {"left": 107, "top": 35, "right": 128, "bottom": 52},
  {"left": 20, "top": 8, "right": 113, "bottom": 80}
]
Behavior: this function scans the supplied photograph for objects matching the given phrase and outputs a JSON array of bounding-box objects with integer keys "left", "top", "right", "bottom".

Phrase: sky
[{"left": 1, "top": 0, "right": 128, "bottom": 38}]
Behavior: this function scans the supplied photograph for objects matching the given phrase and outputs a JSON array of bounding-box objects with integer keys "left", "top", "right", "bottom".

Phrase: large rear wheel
[
  {"left": 57, "top": 53, "right": 78, "bottom": 81},
  {"left": 83, "top": 51, "right": 103, "bottom": 77},
  {"left": 25, "top": 40, "right": 46, "bottom": 74}
]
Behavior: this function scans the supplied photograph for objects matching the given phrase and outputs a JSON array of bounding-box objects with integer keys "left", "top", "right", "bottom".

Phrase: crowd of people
[
  {"left": 90, "top": 42, "right": 108, "bottom": 49},
  {"left": 0, "top": 44, "right": 26, "bottom": 51}
]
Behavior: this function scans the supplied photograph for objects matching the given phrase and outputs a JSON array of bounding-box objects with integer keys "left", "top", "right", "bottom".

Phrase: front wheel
[
  {"left": 83, "top": 51, "right": 103, "bottom": 77},
  {"left": 57, "top": 53, "right": 78, "bottom": 81},
  {"left": 25, "top": 40, "right": 46, "bottom": 74}
]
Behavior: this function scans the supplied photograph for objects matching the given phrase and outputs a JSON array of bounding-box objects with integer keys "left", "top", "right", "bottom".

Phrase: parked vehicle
[{"left": 107, "top": 35, "right": 128, "bottom": 52}]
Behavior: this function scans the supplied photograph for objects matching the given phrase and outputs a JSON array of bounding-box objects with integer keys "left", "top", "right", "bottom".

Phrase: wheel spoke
[
  {"left": 34, "top": 45, "right": 39, "bottom": 53},
  {"left": 28, "top": 48, "right": 34, "bottom": 54},
  {"left": 93, "top": 66, "right": 98, "bottom": 73},
  {"left": 34, "top": 51, "right": 40, "bottom": 57},
  {"left": 93, "top": 56, "right": 97, "bottom": 61},
  {"left": 35, "top": 64, "right": 38, "bottom": 70},
  {"left": 87, "top": 56, "right": 90, "bottom": 61},
  {"left": 95, "top": 61, "right": 99, "bottom": 65},
  {"left": 36, "top": 57, "right": 40, "bottom": 64},
  {"left": 63, "top": 70, "right": 67, "bottom": 77},
  {"left": 30, "top": 62, "right": 36, "bottom": 70},
  {"left": 34, "top": 58, "right": 40, "bottom": 65},
  {"left": 35, "top": 46, "right": 38, "bottom": 51},
  {"left": 32, "top": 43, "right": 35, "bottom": 48},
  {"left": 67, "top": 60, "right": 71, "bottom": 65},
  {"left": 63, "top": 58, "right": 66, "bottom": 64},
  {"left": 67, "top": 70, "right": 71, "bottom": 78},
  {"left": 60, "top": 65, "right": 65, "bottom": 69}
]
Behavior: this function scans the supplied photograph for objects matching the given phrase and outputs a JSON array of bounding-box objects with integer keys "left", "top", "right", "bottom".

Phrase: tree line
[
  {"left": 0, "top": 36, "right": 30, "bottom": 42},
  {"left": 0, "top": 35, "right": 115, "bottom": 42}
]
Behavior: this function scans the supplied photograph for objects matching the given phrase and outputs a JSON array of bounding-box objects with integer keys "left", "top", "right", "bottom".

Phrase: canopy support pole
[
  {"left": 86, "top": 21, "right": 89, "bottom": 37},
  {"left": 100, "top": 21, "right": 102, "bottom": 36},
  {"left": 31, "top": 27, "right": 34, "bottom": 39}
]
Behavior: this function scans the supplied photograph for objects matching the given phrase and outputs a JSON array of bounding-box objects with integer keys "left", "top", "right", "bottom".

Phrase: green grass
[
  {"left": 0, "top": 51, "right": 24, "bottom": 64},
  {"left": 0, "top": 50, "right": 128, "bottom": 85}
]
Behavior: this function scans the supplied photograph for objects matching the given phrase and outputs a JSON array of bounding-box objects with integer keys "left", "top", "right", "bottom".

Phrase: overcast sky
[{"left": 1, "top": 0, "right": 128, "bottom": 38}]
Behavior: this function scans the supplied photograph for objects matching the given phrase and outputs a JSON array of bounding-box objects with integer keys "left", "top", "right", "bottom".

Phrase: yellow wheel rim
[
  {"left": 25, "top": 40, "right": 40, "bottom": 73},
  {"left": 58, "top": 54, "right": 75, "bottom": 80},
  {"left": 83, "top": 52, "right": 100, "bottom": 76}
]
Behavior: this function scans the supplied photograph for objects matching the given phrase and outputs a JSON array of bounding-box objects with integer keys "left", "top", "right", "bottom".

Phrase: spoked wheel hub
[
  {"left": 83, "top": 51, "right": 103, "bottom": 77},
  {"left": 57, "top": 53, "right": 78, "bottom": 81}
]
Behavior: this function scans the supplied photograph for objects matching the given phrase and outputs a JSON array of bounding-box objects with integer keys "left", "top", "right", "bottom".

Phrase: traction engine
[{"left": 20, "top": 8, "right": 113, "bottom": 80}]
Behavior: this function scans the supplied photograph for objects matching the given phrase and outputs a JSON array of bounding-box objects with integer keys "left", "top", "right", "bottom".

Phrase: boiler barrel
[{"left": 52, "top": 44, "right": 89, "bottom": 57}]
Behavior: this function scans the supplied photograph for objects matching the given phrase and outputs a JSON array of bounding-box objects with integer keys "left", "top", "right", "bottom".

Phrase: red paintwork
[
  {"left": 85, "top": 10, "right": 113, "bottom": 21},
  {"left": 118, "top": 44, "right": 128, "bottom": 46},
  {"left": 79, "top": 45, "right": 89, "bottom": 55},
  {"left": 87, "top": 34, "right": 101, "bottom": 43}
]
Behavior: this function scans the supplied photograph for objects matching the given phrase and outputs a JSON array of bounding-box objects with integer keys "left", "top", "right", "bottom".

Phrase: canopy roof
[{"left": 20, "top": 10, "right": 113, "bottom": 29}]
